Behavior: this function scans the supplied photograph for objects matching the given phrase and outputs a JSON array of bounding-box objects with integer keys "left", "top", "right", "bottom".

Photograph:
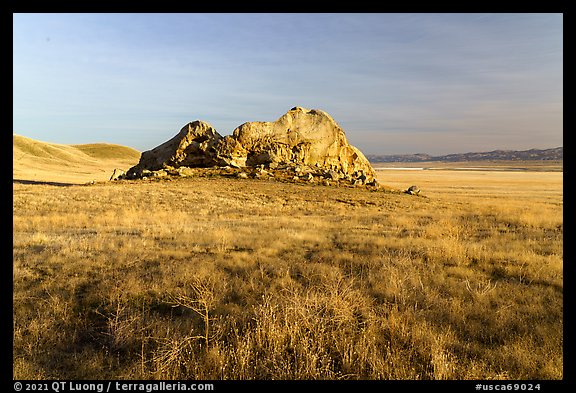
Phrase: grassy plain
[{"left": 13, "top": 163, "right": 562, "bottom": 380}]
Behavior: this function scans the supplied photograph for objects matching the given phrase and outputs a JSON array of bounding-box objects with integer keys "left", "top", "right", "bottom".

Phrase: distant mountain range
[{"left": 366, "top": 147, "right": 563, "bottom": 163}]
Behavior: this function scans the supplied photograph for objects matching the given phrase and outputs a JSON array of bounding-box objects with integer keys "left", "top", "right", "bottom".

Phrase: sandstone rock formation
[
  {"left": 125, "top": 107, "right": 377, "bottom": 185},
  {"left": 134, "top": 120, "right": 223, "bottom": 171}
]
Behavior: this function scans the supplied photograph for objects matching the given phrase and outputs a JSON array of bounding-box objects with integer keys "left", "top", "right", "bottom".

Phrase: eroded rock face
[
  {"left": 126, "top": 107, "right": 376, "bottom": 182},
  {"left": 134, "top": 121, "right": 223, "bottom": 172},
  {"left": 231, "top": 107, "right": 375, "bottom": 179}
]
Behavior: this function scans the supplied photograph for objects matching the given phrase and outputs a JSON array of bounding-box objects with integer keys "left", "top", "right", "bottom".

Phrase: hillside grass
[
  {"left": 13, "top": 134, "right": 141, "bottom": 184},
  {"left": 12, "top": 169, "right": 562, "bottom": 380}
]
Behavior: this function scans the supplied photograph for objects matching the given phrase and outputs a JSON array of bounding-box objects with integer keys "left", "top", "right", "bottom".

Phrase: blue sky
[{"left": 13, "top": 13, "right": 563, "bottom": 155}]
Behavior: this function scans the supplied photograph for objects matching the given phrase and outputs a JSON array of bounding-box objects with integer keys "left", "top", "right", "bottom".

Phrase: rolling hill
[{"left": 13, "top": 134, "right": 141, "bottom": 184}]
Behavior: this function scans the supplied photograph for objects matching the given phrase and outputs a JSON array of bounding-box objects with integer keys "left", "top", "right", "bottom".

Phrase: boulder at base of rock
[{"left": 109, "top": 168, "right": 125, "bottom": 181}]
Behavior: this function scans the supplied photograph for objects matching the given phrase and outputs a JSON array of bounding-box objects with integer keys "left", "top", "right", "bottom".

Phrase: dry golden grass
[
  {"left": 13, "top": 134, "right": 140, "bottom": 184},
  {"left": 13, "top": 165, "right": 562, "bottom": 380}
]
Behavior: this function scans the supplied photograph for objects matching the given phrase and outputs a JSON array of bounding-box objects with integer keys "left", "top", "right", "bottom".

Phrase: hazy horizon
[{"left": 13, "top": 13, "right": 562, "bottom": 155}]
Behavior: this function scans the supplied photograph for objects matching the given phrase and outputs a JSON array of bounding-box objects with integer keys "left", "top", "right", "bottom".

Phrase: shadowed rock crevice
[{"left": 125, "top": 107, "right": 377, "bottom": 186}]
